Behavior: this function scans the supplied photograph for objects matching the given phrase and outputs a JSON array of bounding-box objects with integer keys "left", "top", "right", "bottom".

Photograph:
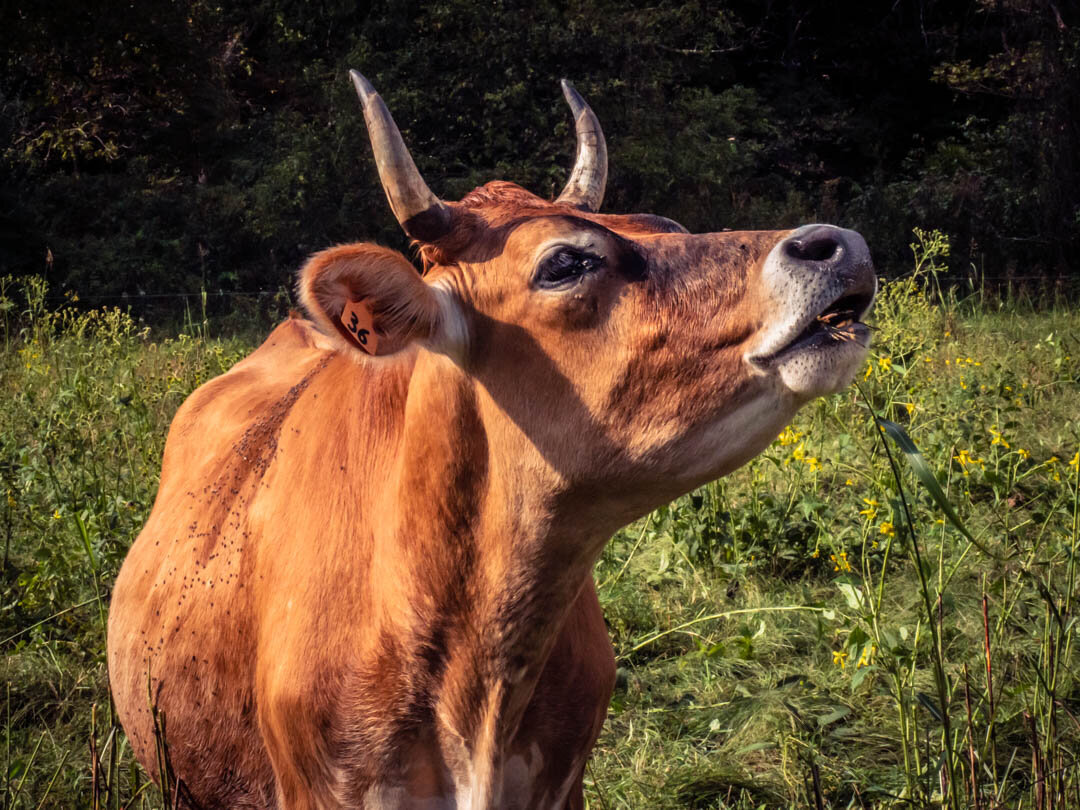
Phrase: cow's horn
[
  {"left": 554, "top": 80, "right": 608, "bottom": 213},
  {"left": 350, "top": 70, "right": 453, "bottom": 242}
]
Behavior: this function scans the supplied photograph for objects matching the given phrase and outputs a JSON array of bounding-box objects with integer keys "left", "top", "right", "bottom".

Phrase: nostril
[{"left": 785, "top": 232, "right": 843, "bottom": 263}]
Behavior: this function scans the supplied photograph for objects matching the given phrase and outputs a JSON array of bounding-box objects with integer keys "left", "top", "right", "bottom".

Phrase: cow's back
[{"left": 108, "top": 318, "right": 361, "bottom": 807}]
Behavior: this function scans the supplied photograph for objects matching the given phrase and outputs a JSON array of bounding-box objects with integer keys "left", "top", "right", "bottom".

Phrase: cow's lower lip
[
  {"left": 756, "top": 319, "right": 872, "bottom": 367},
  {"left": 750, "top": 320, "right": 871, "bottom": 369},
  {"left": 780, "top": 320, "right": 871, "bottom": 356},
  {"left": 750, "top": 286, "right": 875, "bottom": 368}
]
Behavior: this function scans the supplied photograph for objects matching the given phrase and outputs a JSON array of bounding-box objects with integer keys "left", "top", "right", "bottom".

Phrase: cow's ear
[{"left": 297, "top": 243, "right": 464, "bottom": 358}]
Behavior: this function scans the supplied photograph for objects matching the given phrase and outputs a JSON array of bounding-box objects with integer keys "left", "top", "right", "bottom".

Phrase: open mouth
[
  {"left": 787, "top": 290, "right": 875, "bottom": 350},
  {"left": 753, "top": 285, "right": 875, "bottom": 366}
]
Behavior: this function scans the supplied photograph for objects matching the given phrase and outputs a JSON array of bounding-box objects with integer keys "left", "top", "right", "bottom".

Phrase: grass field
[{"left": 1, "top": 239, "right": 1078, "bottom": 808}]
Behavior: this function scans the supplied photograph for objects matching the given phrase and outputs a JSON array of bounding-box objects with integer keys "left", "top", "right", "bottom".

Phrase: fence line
[
  {"left": 41, "top": 289, "right": 286, "bottom": 305},
  {"left": 26, "top": 274, "right": 1080, "bottom": 308}
]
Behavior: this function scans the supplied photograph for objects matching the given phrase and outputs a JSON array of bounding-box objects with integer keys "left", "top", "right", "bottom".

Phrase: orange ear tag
[{"left": 340, "top": 299, "right": 378, "bottom": 355}]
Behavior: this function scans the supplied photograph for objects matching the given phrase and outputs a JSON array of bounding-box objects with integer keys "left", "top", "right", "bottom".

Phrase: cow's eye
[{"left": 534, "top": 249, "right": 604, "bottom": 289}]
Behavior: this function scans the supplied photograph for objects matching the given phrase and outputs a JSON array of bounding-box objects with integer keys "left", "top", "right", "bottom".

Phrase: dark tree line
[{"left": 2, "top": 0, "right": 1077, "bottom": 311}]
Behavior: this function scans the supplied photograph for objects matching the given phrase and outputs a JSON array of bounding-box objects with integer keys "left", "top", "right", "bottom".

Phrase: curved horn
[
  {"left": 554, "top": 80, "right": 608, "bottom": 212},
  {"left": 349, "top": 70, "right": 453, "bottom": 242}
]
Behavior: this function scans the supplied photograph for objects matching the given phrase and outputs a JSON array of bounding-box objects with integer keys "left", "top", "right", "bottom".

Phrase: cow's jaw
[{"left": 748, "top": 224, "right": 876, "bottom": 398}]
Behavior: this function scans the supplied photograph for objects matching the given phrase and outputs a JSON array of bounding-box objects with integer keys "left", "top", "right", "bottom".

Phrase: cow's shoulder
[
  {"left": 160, "top": 319, "right": 337, "bottom": 480},
  {"left": 179, "top": 317, "right": 329, "bottom": 413}
]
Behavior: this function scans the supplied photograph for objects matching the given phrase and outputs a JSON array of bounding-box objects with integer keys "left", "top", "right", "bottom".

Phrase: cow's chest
[
  {"left": 334, "top": 600, "right": 614, "bottom": 808},
  {"left": 359, "top": 745, "right": 579, "bottom": 809}
]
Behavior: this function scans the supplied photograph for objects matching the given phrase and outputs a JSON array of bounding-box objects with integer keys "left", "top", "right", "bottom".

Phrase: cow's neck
[{"left": 378, "top": 351, "right": 608, "bottom": 795}]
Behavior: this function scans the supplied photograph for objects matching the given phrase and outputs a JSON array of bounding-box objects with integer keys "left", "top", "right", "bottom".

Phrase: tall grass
[
  {"left": 1, "top": 233, "right": 1078, "bottom": 808},
  {"left": 0, "top": 276, "right": 250, "bottom": 808}
]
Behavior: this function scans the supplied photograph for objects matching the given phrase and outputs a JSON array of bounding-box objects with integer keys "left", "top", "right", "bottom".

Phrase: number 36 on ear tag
[{"left": 340, "top": 299, "right": 378, "bottom": 355}]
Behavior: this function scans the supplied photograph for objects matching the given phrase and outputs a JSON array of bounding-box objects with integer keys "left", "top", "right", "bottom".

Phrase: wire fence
[
  {"left": 14, "top": 284, "right": 300, "bottom": 337},
  {"left": 41, "top": 289, "right": 288, "bottom": 305},
  {"left": 43, "top": 275, "right": 1080, "bottom": 299},
  {"left": 11, "top": 269, "right": 1080, "bottom": 339},
  {"left": 934, "top": 274, "right": 1080, "bottom": 302}
]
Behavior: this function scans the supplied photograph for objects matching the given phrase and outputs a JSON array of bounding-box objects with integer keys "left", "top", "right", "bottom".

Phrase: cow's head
[{"left": 299, "top": 72, "right": 875, "bottom": 527}]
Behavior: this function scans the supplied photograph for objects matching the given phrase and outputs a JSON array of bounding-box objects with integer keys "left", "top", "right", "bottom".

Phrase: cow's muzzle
[{"left": 748, "top": 224, "right": 877, "bottom": 394}]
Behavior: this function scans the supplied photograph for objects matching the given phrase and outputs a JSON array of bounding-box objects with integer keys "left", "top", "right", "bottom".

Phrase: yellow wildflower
[
  {"left": 831, "top": 551, "right": 852, "bottom": 572},
  {"left": 1018, "top": 448, "right": 1030, "bottom": 460},
  {"left": 806, "top": 456, "right": 821, "bottom": 472},
  {"left": 857, "top": 645, "right": 875, "bottom": 668},
  {"left": 864, "top": 362, "right": 873, "bottom": 380},
  {"left": 845, "top": 478, "right": 854, "bottom": 486},
  {"left": 833, "top": 650, "right": 848, "bottom": 669},
  {"left": 879, "top": 521, "right": 895, "bottom": 538},
  {"left": 1070, "top": 451, "right": 1080, "bottom": 472},
  {"left": 811, "top": 547, "right": 820, "bottom": 559},
  {"left": 858, "top": 498, "right": 879, "bottom": 520},
  {"left": 989, "top": 426, "right": 1010, "bottom": 449},
  {"left": 950, "top": 447, "right": 984, "bottom": 473},
  {"left": 878, "top": 356, "right": 892, "bottom": 371},
  {"left": 777, "top": 425, "right": 803, "bottom": 446},
  {"left": 52, "top": 509, "right": 61, "bottom": 520}
]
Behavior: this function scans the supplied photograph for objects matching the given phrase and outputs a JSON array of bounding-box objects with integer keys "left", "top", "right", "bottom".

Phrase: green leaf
[
  {"left": 837, "top": 582, "right": 863, "bottom": 610},
  {"left": 657, "top": 549, "right": 670, "bottom": 574},
  {"left": 875, "top": 418, "right": 1001, "bottom": 559},
  {"left": 916, "top": 691, "right": 945, "bottom": 723},
  {"left": 827, "top": 725, "right": 861, "bottom": 739},
  {"left": 850, "top": 665, "right": 874, "bottom": 691},
  {"left": 816, "top": 705, "right": 851, "bottom": 727},
  {"left": 74, "top": 512, "right": 97, "bottom": 573}
]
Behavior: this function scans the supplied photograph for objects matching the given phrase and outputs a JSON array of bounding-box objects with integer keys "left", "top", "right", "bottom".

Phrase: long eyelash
[
  {"left": 544, "top": 252, "right": 604, "bottom": 280},
  {"left": 538, "top": 250, "right": 603, "bottom": 285}
]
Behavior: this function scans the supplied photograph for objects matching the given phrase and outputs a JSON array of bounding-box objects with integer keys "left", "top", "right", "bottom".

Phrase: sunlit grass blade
[{"left": 875, "top": 417, "right": 1002, "bottom": 559}]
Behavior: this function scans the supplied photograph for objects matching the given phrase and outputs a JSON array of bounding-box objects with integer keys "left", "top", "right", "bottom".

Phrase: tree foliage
[{"left": 2, "top": 0, "right": 1077, "bottom": 309}]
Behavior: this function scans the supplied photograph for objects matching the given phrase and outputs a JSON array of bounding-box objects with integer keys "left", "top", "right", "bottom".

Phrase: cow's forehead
[
  {"left": 422, "top": 185, "right": 694, "bottom": 273},
  {"left": 502, "top": 215, "right": 623, "bottom": 260},
  {"left": 455, "top": 183, "right": 687, "bottom": 236}
]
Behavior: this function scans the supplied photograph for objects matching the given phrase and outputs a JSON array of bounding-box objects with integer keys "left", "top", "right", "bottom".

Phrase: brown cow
[{"left": 108, "top": 72, "right": 875, "bottom": 809}]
